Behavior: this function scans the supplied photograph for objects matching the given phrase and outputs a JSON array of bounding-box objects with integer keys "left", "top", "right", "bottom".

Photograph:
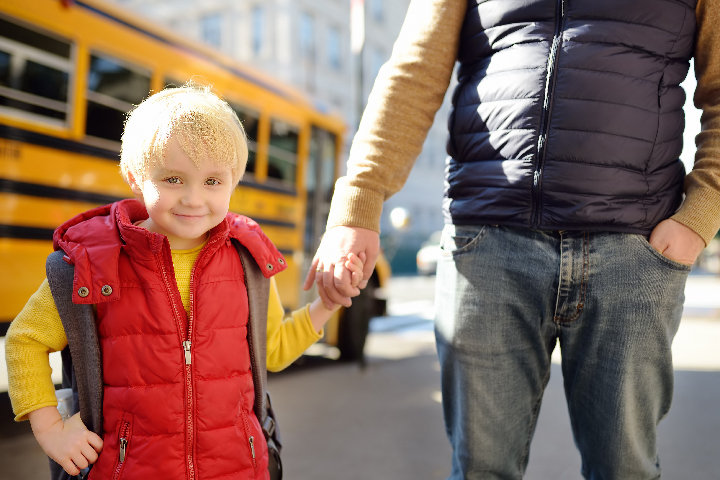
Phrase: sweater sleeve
[
  {"left": 671, "top": 0, "right": 720, "bottom": 245},
  {"left": 265, "top": 278, "right": 323, "bottom": 372},
  {"left": 5, "top": 279, "right": 68, "bottom": 421},
  {"left": 326, "top": 0, "right": 466, "bottom": 233}
]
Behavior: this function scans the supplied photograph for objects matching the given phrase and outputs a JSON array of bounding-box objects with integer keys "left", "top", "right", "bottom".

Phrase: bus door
[{"left": 303, "top": 126, "right": 337, "bottom": 278}]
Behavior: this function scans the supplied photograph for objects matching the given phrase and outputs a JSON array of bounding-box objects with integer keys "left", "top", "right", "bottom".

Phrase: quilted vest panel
[{"left": 446, "top": 0, "right": 697, "bottom": 233}]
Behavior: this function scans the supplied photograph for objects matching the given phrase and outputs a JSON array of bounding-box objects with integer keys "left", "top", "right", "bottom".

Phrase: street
[{"left": 1, "top": 274, "right": 719, "bottom": 479}]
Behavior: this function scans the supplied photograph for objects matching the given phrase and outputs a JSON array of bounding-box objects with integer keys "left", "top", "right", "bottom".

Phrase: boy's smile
[{"left": 129, "top": 136, "right": 236, "bottom": 249}]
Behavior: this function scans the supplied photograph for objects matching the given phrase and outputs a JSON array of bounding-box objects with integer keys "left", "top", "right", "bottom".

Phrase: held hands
[
  {"left": 308, "top": 252, "right": 365, "bottom": 332},
  {"left": 303, "top": 226, "right": 381, "bottom": 309},
  {"left": 649, "top": 218, "right": 705, "bottom": 266},
  {"left": 29, "top": 407, "right": 103, "bottom": 475}
]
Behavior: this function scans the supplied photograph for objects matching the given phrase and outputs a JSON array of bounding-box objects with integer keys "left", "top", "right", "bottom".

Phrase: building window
[
  {"left": 369, "top": 0, "right": 384, "bottom": 22},
  {"left": 326, "top": 26, "right": 341, "bottom": 70},
  {"left": 252, "top": 6, "right": 264, "bottom": 56},
  {"left": 201, "top": 14, "right": 222, "bottom": 49},
  {"left": 300, "top": 12, "right": 315, "bottom": 60}
]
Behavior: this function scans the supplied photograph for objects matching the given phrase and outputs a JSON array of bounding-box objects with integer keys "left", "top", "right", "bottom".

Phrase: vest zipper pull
[
  {"left": 249, "top": 436, "right": 255, "bottom": 459},
  {"left": 119, "top": 437, "right": 127, "bottom": 463},
  {"left": 183, "top": 341, "right": 192, "bottom": 365}
]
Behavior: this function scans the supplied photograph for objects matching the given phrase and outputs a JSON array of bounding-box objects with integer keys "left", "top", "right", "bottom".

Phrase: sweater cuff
[
  {"left": 671, "top": 186, "right": 720, "bottom": 246},
  {"left": 326, "top": 178, "right": 384, "bottom": 233},
  {"left": 15, "top": 401, "right": 58, "bottom": 423}
]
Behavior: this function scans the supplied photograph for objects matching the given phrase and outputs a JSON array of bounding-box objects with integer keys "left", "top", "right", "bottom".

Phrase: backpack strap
[
  {"left": 45, "top": 250, "right": 103, "bottom": 436},
  {"left": 232, "top": 239, "right": 283, "bottom": 479}
]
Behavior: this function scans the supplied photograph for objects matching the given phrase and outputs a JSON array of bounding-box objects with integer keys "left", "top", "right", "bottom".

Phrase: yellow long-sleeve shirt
[{"left": 5, "top": 242, "right": 322, "bottom": 422}]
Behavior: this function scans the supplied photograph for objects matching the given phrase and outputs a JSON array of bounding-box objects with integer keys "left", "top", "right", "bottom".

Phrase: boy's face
[{"left": 129, "top": 136, "right": 235, "bottom": 250}]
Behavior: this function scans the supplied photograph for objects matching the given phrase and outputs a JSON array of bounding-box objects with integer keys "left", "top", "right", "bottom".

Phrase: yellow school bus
[{"left": 0, "top": 0, "right": 389, "bottom": 361}]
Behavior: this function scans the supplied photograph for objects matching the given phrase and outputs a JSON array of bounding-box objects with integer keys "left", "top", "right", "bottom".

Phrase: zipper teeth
[
  {"left": 184, "top": 236, "right": 220, "bottom": 480},
  {"left": 111, "top": 421, "right": 131, "bottom": 480},
  {"left": 157, "top": 249, "right": 195, "bottom": 479},
  {"left": 533, "top": 0, "right": 566, "bottom": 228},
  {"left": 242, "top": 411, "right": 259, "bottom": 474}
]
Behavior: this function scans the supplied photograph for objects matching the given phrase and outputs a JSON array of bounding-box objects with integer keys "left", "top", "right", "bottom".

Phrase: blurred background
[{"left": 1, "top": 0, "right": 718, "bottom": 479}]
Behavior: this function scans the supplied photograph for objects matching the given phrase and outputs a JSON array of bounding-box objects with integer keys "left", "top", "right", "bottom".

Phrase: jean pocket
[
  {"left": 440, "top": 225, "right": 487, "bottom": 256},
  {"left": 632, "top": 234, "right": 693, "bottom": 272}
]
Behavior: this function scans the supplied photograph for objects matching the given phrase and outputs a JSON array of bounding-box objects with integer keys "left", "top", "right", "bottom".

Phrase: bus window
[
  {"left": 85, "top": 54, "right": 150, "bottom": 143},
  {"left": 267, "top": 119, "right": 298, "bottom": 187},
  {"left": 0, "top": 16, "right": 71, "bottom": 124},
  {"left": 230, "top": 103, "right": 259, "bottom": 174}
]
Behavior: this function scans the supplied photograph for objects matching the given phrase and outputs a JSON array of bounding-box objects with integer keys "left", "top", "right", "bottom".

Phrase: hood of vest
[{"left": 53, "top": 199, "right": 286, "bottom": 305}]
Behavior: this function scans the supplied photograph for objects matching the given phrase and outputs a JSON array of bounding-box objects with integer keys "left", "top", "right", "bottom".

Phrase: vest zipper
[
  {"left": 241, "top": 410, "right": 259, "bottom": 476},
  {"left": 532, "top": 0, "right": 566, "bottom": 228},
  {"left": 158, "top": 236, "right": 221, "bottom": 479},
  {"left": 112, "top": 419, "right": 131, "bottom": 480}
]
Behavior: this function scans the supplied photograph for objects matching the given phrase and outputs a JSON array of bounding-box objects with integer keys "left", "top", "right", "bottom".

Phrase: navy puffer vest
[{"left": 445, "top": 0, "right": 697, "bottom": 233}]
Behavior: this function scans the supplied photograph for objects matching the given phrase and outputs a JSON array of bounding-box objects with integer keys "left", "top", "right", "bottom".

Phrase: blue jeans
[{"left": 435, "top": 225, "right": 690, "bottom": 480}]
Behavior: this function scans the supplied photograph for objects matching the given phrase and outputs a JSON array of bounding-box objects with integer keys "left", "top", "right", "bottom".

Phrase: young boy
[{"left": 4, "top": 85, "right": 363, "bottom": 479}]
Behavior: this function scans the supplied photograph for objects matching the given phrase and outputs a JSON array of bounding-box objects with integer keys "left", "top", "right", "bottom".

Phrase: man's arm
[
  {"left": 305, "top": 0, "right": 467, "bottom": 305},
  {"left": 666, "top": 0, "right": 720, "bottom": 259}
]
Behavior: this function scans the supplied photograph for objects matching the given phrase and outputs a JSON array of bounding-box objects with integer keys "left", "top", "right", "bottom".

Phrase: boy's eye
[
  {"left": 164, "top": 177, "right": 181, "bottom": 184},
  {"left": 205, "top": 178, "right": 220, "bottom": 186}
]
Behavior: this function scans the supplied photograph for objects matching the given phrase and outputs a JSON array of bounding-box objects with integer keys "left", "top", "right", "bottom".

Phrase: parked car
[{"left": 416, "top": 230, "right": 443, "bottom": 275}]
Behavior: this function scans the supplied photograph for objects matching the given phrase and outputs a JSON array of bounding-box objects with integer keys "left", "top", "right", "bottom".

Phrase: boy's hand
[
  {"left": 29, "top": 407, "right": 103, "bottom": 475},
  {"left": 308, "top": 252, "right": 367, "bottom": 331},
  {"left": 346, "top": 252, "right": 366, "bottom": 289}
]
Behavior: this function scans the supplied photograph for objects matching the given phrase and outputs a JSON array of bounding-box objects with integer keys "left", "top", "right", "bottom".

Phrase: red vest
[{"left": 54, "top": 199, "right": 286, "bottom": 480}]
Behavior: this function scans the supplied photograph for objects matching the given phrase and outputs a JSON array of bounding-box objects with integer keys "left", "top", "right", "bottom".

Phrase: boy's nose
[{"left": 180, "top": 186, "right": 204, "bottom": 207}]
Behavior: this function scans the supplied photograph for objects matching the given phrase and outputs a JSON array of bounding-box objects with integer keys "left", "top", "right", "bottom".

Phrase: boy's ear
[{"left": 127, "top": 171, "right": 144, "bottom": 198}]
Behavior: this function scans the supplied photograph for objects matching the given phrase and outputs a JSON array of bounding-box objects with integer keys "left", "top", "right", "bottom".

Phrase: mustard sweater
[
  {"left": 327, "top": 0, "right": 720, "bottom": 245},
  {"left": 5, "top": 242, "right": 322, "bottom": 422}
]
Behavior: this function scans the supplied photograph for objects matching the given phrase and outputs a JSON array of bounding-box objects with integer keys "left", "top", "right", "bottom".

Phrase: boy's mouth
[{"left": 173, "top": 213, "right": 207, "bottom": 220}]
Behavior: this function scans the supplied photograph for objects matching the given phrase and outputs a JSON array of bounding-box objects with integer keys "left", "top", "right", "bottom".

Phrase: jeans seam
[
  {"left": 519, "top": 366, "right": 552, "bottom": 471},
  {"left": 554, "top": 231, "right": 589, "bottom": 324}
]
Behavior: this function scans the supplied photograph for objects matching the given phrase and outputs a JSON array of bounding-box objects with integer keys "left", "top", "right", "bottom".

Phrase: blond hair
[{"left": 120, "top": 84, "right": 248, "bottom": 184}]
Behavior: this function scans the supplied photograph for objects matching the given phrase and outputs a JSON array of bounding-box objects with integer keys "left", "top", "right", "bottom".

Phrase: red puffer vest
[{"left": 54, "top": 199, "right": 286, "bottom": 480}]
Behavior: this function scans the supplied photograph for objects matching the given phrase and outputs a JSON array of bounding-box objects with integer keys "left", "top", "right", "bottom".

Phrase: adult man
[{"left": 306, "top": 0, "right": 720, "bottom": 478}]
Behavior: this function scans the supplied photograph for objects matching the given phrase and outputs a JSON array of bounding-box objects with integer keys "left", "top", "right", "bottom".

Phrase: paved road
[{"left": 1, "top": 274, "right": 718, "bottom": 479}]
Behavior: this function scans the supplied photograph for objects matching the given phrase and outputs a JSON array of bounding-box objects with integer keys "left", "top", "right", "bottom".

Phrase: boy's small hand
[
  {"left": 345, "top": 252, "right": 366, "bottom": 289},
  {"left": 31, "top": 409, "right": 103, "bottom": 475}
]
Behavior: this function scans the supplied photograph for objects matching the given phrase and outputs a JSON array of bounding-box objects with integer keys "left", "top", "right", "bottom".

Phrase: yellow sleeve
[
  {"left": 5, "top": 279, "right": 68, "bottom": 421},
  {"left": 326, "top": 0, "right": 466, "bottom": 232},
  {"left": 266, "top": 277, "right": 323, "bottom": 372}
]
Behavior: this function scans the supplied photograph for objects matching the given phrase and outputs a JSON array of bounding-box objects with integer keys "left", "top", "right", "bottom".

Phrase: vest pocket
[
  {"left": 111, "top": 412, "right": 134, "bottom": 480},
  {"left": 240, "top": 408, "right": 259, "bottom": 477}
]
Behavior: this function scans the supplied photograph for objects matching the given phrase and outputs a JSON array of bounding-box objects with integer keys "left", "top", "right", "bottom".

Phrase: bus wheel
[{"left": 337, "top": 278, "right": 377, "bottom": 363}]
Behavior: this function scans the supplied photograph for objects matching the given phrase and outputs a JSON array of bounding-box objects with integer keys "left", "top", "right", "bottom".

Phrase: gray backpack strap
[
  {"left": 232, "top": 239, "right": 282, "bottom": 479},
  {"left": 46, "top": 250, "right": 103, "bottom": 436},
  {"left": 231, "top": 240, "right": 269, "bottom": 423}
]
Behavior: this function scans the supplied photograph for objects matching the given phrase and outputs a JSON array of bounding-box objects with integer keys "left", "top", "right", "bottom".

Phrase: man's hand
[
  {"left": 648, "top": 218, "right": 705, "bottom": 266},
  {"left": 303, "top": 226, "right": 380, "bottom": 308},
  {"left": 29, "top": 407, "right": 103, "bottom": 475}
]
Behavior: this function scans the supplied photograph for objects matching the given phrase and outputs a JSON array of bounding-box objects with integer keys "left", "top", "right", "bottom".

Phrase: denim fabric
[{"left": 435, "top": 225, "right": 690, "bottom": 480}]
